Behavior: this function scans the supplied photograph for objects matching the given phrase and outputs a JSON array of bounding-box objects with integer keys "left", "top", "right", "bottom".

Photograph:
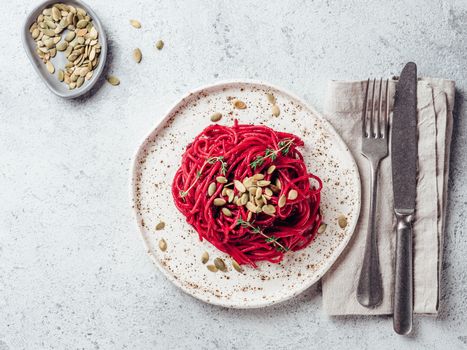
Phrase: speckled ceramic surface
[{"left": 132, "top": 81, "right": 361, "bottom": 308}]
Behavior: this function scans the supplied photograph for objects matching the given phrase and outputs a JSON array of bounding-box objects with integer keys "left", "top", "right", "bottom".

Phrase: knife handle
[{"left": 393, "top": 210, "right": 414, "bottom": 335}]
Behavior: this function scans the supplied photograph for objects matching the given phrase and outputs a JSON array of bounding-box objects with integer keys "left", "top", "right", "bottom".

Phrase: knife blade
[{"left": 391, "top": 62, "right": 418, "bottom": 335}]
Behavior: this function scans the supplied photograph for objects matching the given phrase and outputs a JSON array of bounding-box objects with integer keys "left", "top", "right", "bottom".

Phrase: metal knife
[{"left": 391, "top": 62, "right": 418, "bottom": 335}]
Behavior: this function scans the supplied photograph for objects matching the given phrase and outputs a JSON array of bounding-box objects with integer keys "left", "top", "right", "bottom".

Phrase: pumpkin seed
[
  {"left": 107, "top": 75, "right": 120, "bottom": 86},
  {"left": 46, "top": 61, "right": 54, "bottom": 73},
  {"left": 255, "top": 187, "right": 262, "bottom": 200},
  {"left": 246, "top": 202, "right": 257, "bottom": 213},
  {"left": 76, "top": 19, "right": 88, "bottom": 28},
  {"left": 133, "top": 48, "right": 142, "bottom": 63},
  {"left": 206, "top": 264, "right": 218, "bottom": 272},
  {"left": 233, "top": 99, "right": 247, "bottom": 109},
  {"left": 76, "top": 76, "right": 84, "bottom": 88},
  {"left": 317, "top": 223, "right": 327, "bottom": 234},
  {"left": 275, "top": 178, "right": 282, "bottom": 190},
  {"left": 214, "top": 258, "right": 227, "bottom": 272},
  {"left": 43, "top": 29, "right": 56, "bottom": 36},
  {"left": 155, "top": 221, "right": 165, "bottom": 230},
  {"left": 226, "top": 189, "right": 234, "bottom": 203},
  {"left": 272, "top": 105, "right": 280, "bottom": 117},
  {"left": 222, "top": 207, "right": 232, "bottom": 217},
  {"left": 264, "top": 188, "right": 273, "bottom": 197},
  {"left": 266, "top": 165, "right": 276, "bottom": 174},
  {"left": 32, "top": 28, "right": 40, "bottom": 39},
  {"left": 130, "top": 19, "right": 141, "bottom": 28},
  {"left": 52, "top": 6, "right": 61, "bottom": 21},
  {"left": 210, "top": 112, "right": 222, "bottom": 122},
  {"left": 65, "top": 31, "right": 76, "bottom": 41},
  {"left": 247, "top": 211, "right": 253, "bottom": 222},
  {"left": 57, "top": 69, "right": 64, "bottom": 82},
  {"left": 56, "top": 41, "right": 68, "bottom": 51},
  {"left": 239, "top": 193, "right": 249, "bottom": 206},
  {"left": 234, "top": 180, "right": 246, "bottom": 193},
  {"left": 288, "top": 189, "right": 298, "bottom": 200},
  {"left": 253, "top": 173, "right": 265, "bottom": 181},
  {"left": 278, "top": 194, "right": 286, "bottom": 208},
  {"left": 213, "top": 198, "right": 226, "bottom": 206},
  {"left": 201, "top": 251, "right": 209, "bottom": 264},
  {"left": 262, "top": 204, "right": 276, "bottom": 216},
  {"left": 216, "top": 176, "right": 228, "bottom": 184},
  {"left": 257, "top": 180, "right": 271, "bottom": 187},
  {"left": 207, "top": 182, "right": 217, "bottom": 196},
  {"left": 155, "top": 39, "right": 164, "bottom": 50},
  {"left": 232, "top": 260, "right": 243, "bottom": 272},
  {"left": 85, "top": 71, "right": 93, "bottom": 81},
  {"left": 158, "top": 238, "right": 167, "bottom": 252},
  {"left": 266, "top": 92, "right": 276, "bottom": 104},
  {"left": 338, "top": 215, "right": 348, "bottom": 228}
]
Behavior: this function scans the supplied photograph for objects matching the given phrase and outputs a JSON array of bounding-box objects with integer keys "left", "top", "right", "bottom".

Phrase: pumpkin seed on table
[
  {"left": 210, "top": 112, "right": 222, "bottom": 122},
  {"left": 130, "top": 19, "right": 141, "bottom": 28},
  {"left": 155, "top": 39, "right": 164, "bottom": 50},
  {"left": 107, "top": 75, "right": 120, "bottom": 86},
  {"left": 133, "top": 48, "right": 142, "bottom": 63},
  {"left": 201, "top": 251, "right": 209, "bottom": 264},
  {"left": 158, "top": 238, "right": 167, "bottom": 252},
  {"left": 155, "top": 221, "right": 165, "bottom": 230},
  {"left": 214, "top": 257, "right": 227, "bottom": 272},
  {"left": 338, "top": 215, "right": 348, "bottom": 228}
]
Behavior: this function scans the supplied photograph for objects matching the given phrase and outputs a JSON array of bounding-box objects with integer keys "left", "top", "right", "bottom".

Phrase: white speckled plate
[{"left": 131, "top": 81, "right": 361, "bottom": 308}]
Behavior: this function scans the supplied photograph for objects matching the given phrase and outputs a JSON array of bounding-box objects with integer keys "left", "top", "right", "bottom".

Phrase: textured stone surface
[{"left": 1, "top": 0, "right": 466, "bottom": 349}]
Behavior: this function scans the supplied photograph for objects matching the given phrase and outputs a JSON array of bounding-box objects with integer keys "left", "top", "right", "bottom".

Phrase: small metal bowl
[{"left": 22, "top": 0, "right": 107, "bottom": 99}]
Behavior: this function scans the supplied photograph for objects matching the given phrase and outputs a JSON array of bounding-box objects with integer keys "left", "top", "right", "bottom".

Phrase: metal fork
[{"left": 356, "top": 78, "right": 390, "bottom": 308}]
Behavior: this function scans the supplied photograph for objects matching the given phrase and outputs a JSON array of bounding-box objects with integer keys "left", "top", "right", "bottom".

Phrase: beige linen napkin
[{"left": 321, "top": 78, "right": 455, "bottom": 315}]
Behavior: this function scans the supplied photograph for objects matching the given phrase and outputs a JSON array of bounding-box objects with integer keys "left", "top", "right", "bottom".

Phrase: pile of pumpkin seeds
[
  {"left": 29, "top": 3, "right": 101, "bottom": 90},
  {"left": 209, "top": 166, "right": 299, "bottom": 222}
]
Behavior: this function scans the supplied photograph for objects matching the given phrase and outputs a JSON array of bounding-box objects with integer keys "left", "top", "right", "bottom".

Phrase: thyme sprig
[
  {"left": 180, "top": 156, "right": 228, "bottom": 197},
  {"left": 250, "top": 138, "right": 294, "bottom": 170},
  {"left": 236, "top": 218, "right": 289, "bottom": 252}
]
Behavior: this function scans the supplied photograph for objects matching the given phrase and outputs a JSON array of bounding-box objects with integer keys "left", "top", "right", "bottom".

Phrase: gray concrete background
[{"left": 1, "top": 0, "right": 466, "bottom": 349}]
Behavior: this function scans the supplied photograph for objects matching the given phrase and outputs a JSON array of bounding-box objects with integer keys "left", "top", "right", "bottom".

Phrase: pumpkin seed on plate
[
  {"left": 272, "top": 104, "right": 280, "bottom": 117},
  {"left": 57, "top": 69, "right": 64, "bottom": 82},
  {"left": 266, "top": 92, "right": 276, "bottom": 104},
  {"left": 207, "top": 264, "right": 218, "bottom": 272},
  {"left": 338, "top": 215, "right": 348, "bottom": 228},
  {"left": 158, "top": 238, "right": 167, "bottom": 252},
  {"left": 317, "top": 223, "right": 327, "bottom": 234},
  {"left": 210, "top": 112, "right": 222, "bottom": 122},
  {"left": 155, "top": 221, "right": 165, "bottom": 230},
  {"left": 232, "top": 99, "right": 247, "bottom": 109},
  {"left": 214, "top": 257, "right": 227, "bottom": 272},
  {"left": 201, "top": 251, "right": 209, "bottom": 264},
  {"left": 232, "top": 260, "right": 243, "bottom": 272}
]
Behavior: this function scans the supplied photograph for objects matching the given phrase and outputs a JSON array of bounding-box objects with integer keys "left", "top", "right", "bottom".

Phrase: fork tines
[{"left": 362, "top": 78, "right": 390, "bottom": 139}]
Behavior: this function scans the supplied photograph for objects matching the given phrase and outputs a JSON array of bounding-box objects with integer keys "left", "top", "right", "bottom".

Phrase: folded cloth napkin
[{"left": 321, "top": 78, "right": 455, "bottom": 315}]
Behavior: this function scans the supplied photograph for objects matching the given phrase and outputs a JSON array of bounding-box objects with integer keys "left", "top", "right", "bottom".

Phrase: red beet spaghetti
[{"left": 172, "top": 120, "right": 322, "bottom": 267}]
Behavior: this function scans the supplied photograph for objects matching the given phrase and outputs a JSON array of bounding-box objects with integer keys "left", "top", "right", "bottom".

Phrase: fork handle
[
  {"left": 357, "top": 160, "right": 383, "bottom": 307},
  {"left": 393, "top": 210, "right": 414, "bottom": 335}
]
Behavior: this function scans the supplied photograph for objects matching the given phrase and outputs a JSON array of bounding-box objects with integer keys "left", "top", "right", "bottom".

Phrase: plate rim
[{"left": 130, "top": 79, "right": 361, "bottom": 308}]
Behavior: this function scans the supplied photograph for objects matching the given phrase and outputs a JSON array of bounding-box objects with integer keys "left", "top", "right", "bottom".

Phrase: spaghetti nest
[{"left": 172, "top": 121, "right": 322, "bottom": 267}]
